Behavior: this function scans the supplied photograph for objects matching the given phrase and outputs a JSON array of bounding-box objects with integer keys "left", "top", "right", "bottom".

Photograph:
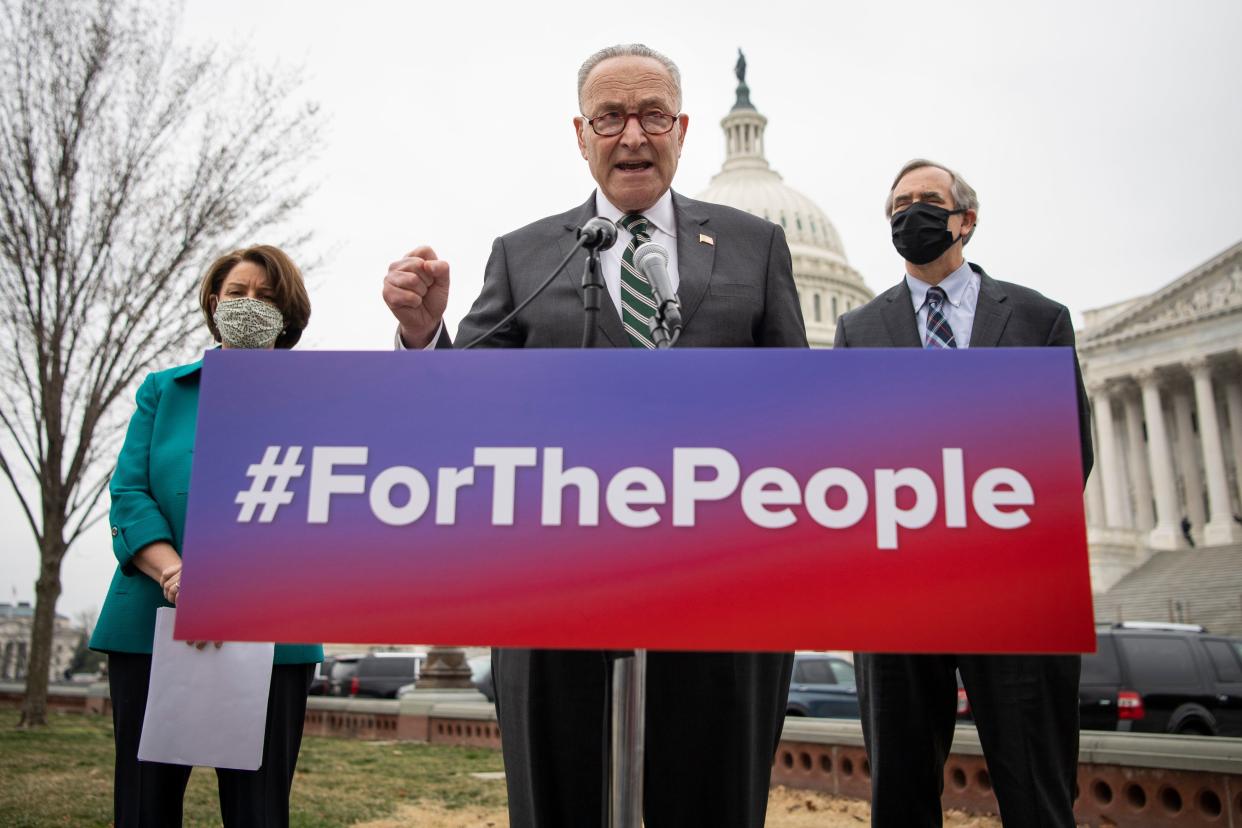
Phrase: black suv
[
  {"left": 1079, "top": 623, "right": 1242, "bottom": 736},
  {"left": 348, "top": 652, "right": 426, "bottom": 699}
]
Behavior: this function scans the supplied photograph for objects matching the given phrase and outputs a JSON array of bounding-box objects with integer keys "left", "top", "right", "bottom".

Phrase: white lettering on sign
[{"left": 242, "top": 446, "right": 1035, "bottom": 549}]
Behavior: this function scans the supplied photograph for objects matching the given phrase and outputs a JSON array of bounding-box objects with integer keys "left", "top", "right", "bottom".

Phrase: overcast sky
[{"left": 4, "top": 0, "right": 1241, "bottom": 620}]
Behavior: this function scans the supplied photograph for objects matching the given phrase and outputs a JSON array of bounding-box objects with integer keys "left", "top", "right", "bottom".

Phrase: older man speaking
[{"left": 382, "top": 44, "right": 806, "bottom": 828}]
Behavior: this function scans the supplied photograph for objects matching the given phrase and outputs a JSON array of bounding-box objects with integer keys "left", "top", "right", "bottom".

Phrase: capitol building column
[
  {"left": 1084, "top": 416, "right": 1107, "bottom": 531},
  {"left": 1137, "top": 369, "right": 1185, "bottom": 550},
  {"left": 1077, "top": 239, "right": 1242, "bottom": 592},
  {"left": 1226, "top": 365, "right": 1242, "bottom": 513},
  {"left": 1190, "top": 358, "right": 1242, "bottom": 545},
  {"left": 1090, "top": 384, "right": 1127, "bottom": 530},
  {"left": 1172, "top": 386, "right": 1208, "bottom": 541},
  {"left": 1122, "top": 389, "right": 1155, "bottom": 531}
]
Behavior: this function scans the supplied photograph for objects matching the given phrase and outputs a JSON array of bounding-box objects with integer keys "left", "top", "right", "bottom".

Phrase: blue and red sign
[{"left": 175, "top": 349, "right": 1093, "bottom": 652}]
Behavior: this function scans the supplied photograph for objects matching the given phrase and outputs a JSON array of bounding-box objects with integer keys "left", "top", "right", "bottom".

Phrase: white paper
[{"left": 137, "top": 607, "right": 275, "bottom": 770}]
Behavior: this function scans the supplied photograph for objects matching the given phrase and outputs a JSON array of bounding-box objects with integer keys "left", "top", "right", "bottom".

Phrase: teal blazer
[{"left": 90, "top": 358, "right": 322, "bottom": 665}]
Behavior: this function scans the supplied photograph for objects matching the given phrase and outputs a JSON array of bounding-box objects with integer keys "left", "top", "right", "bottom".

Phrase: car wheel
[
  {"left": 1169, "top": 703, "right": 1216, "bottom": 736},
  {"left": 1174, "top": 720, "right": 1212, "bottom": 736}
]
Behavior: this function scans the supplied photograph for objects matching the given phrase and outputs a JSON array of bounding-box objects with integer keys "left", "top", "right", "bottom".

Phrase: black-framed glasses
[{"left": 584, "top": 110, "right": 679, "bottom": 137}]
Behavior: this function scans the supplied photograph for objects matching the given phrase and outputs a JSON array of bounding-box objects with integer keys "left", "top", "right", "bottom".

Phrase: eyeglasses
[{"left": 583, "top": 110, "right": 679, "bottom": 137}]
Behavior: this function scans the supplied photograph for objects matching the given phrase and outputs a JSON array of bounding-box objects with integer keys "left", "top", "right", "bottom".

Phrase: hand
[
  {"left": 159, "top": 562, "right": 182, "bottom": 605},
  {"left": 185, "top": 640, "right": 224, "bottom": 650},
  {"left": 382, "top": 245, "right": 450, "bottom": 348}
]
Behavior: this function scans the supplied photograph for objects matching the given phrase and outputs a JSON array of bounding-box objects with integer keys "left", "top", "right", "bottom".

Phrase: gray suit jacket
[
  {"left": 833, "top": 264, "right": 1094, "bottom": 482},
  {"left": 442, "top": 191, "right": 807, "bottom": 349}
]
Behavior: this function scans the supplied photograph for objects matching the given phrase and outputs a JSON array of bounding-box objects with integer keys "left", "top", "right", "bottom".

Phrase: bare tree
[{"left": 0, "top": 0, "right": 322, "bottom": 726}]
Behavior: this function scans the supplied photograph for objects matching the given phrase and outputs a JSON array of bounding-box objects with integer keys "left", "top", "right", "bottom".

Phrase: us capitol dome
[{"left": 696, "top": 52, "right": 873, "bottom": 347}]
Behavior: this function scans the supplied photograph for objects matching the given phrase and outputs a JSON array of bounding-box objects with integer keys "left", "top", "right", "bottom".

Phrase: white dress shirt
[
  {"left": 595, "top": 189, "right": 680, "bottom": 314},
  {"left": 398, "top": 189, "right": 682, "bottom": 350},
  {"left": 905, "top": 261, "right": 980, "bottom": 349}
]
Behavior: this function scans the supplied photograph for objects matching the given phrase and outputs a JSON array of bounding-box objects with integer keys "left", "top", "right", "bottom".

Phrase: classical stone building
[
  {"left": 0, "top": 602, "right": 81, "bottom": 681},
  {"left": 1080, "top": 240, "right": 1242, "bottom": 633},
  {"left": 697, "top": 55, "right": 872, "bottom": 347}
]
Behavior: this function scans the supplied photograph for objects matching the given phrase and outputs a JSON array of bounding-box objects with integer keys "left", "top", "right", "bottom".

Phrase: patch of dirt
[
  {"left": 352, "top": 801, "right": 508, "bottom": 828},
  {"left": 350, "top": 788, "right": 1003, "bottom": 828},
  {"left": 765, "top": 786, "right": 1001, "bottom": 827}
]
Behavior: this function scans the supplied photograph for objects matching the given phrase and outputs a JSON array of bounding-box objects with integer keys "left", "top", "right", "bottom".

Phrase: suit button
[{"left": 111, "top": 526, "right": 119, "bottom": 537}]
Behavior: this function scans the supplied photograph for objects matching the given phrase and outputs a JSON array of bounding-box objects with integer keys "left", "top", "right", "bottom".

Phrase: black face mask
[{"left": 890, "top": 202, "right": 967, "bottom": 265}]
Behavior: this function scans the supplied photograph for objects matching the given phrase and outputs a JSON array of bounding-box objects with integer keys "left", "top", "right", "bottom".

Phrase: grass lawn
[
  {"left": 0, "top": 708, "right": 507, "bottom": 828},
  {"left": 1, "top": 708, "right": 1000, "bottom": 827}
]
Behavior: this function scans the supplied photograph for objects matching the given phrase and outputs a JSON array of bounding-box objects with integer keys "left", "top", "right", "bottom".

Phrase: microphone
[
  {"left": 578, "top": 217, "right": 618, "bottom": 251},
  {"left": 633, "top": 242, "right": 682, "bottom": 335}
]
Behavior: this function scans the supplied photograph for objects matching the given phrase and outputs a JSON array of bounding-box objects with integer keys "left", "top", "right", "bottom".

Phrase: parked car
[
  {"left": 309, "top": 655, "right": 337, "bottom": 696},
  {"left": 786, "top": 652, "right": 858, "bottom": 718},
  {"left": 328, "top": 654, "right": 363, "bottom": 697},
  {"left": 347, "top": 652, "right": 427, "bottom": 699},
  {"left": 1078, "top": 622, "right": 1242, "bottom": 736}
]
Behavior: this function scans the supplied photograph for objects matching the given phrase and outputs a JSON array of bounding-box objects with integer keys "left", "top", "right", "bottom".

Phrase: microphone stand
[
  {"left": 586, "top": 244, "right": 644, "bottom": 828},
  {"left": 581, "top": 245, "right": 604, "bottom": 349},
  {"left": 647, "top": 302, "right": 680, "bottom": 350},
  {"left": 610, "top": 649, "right": 646, "bottom": 828},
  {"left": 465, "top": 222, "right": 642, "bottom": 828},
  {"left": 610, "top": 314, "right": 676, "bottom": 828}
]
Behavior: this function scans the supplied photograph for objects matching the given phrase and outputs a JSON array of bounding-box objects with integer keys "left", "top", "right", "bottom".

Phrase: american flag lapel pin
[{"left": 699, "top": 233, "right": 714, "bottom": 246}]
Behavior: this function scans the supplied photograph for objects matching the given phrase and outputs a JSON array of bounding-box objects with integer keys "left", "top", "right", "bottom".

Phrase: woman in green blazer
[{"left": 91, "top": 245, "right": 322, "bottom": 828}]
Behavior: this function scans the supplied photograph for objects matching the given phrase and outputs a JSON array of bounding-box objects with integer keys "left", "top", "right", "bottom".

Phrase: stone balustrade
[{"left": 6, "top": 682, "right": 1240, "bottom": 825}]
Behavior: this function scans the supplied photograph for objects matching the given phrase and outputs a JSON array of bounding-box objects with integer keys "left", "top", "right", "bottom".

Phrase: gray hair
[
  {"left": 884, "top": 158, "right": 980, "bottom": 245},
  {"left": 577, "top": 44, "right": 682, "bottom": 113}
]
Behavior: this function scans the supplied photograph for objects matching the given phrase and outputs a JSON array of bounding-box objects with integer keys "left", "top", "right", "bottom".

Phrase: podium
[{"left": 176, "top": 348, "right": 1095, "bottom": 826}]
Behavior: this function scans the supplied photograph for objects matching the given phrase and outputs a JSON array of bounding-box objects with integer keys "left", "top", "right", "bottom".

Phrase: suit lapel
[
  {"left": 671, "top": 192, "right": 714, "bottom": 335},
  {"left": 881, "top": 281, "right": 923, "bottom": 348},
  {"left": 967, "top": 265, "right": 1011, "bottom": 348},
  {"left": 559, "top": 192, "right": 625, "bottom": 347}
]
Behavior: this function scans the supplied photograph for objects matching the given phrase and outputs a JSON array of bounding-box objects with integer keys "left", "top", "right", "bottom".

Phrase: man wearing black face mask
[{"left": 834, "top": 159, "right": 1094, "bottom": 828}]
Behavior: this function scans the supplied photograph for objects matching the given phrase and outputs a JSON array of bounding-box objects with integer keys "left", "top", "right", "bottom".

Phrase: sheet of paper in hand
[{"left": 137, "top": 607, "right": 275, "bottom": 770}]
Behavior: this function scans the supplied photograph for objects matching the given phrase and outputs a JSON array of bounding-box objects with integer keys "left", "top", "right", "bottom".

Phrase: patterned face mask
[{"left": 214, "top": 297, "right": 285, "bottom": 349}]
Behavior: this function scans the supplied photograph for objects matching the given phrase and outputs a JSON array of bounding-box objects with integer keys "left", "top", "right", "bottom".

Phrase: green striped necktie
[{"left": 617, "top": 213, "right": 658, "bottom": 349}]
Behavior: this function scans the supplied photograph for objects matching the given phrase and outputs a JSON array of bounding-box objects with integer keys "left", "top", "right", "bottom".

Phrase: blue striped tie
[{"left": 924, "top": 286, "right": 956, "bottom": 349}]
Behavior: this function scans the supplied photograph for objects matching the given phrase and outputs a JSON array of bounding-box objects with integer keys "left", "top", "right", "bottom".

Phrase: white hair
[
  {"left": 884, "top": 158, "right": 980, "bottom": 245},
  {"left": 577, "top": 44, "right": 682, "bottom": 112}
]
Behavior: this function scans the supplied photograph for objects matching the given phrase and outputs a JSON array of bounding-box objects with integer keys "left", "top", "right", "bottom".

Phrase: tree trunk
[{"left": 18, "top": 536, "right": 67, "bottom": 728}]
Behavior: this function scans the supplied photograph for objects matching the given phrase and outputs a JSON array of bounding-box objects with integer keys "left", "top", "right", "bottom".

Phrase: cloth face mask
[
  {"left": 214, "top": 297, "right": 284, "bottom": 349},
  {"left": 890, "top": 202, "right": 967, "bottom": 265}
]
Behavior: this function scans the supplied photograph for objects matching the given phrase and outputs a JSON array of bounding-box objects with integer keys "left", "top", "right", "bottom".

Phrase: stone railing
[
  {"left": 774, "top": 718, "right": 1242, "bottom": 827},
  {"left": 6, "top": 683, "right": 1241, "bottom": 826},
  {"left": 0, "top": 681, "right": 91, "bottom": 712}
]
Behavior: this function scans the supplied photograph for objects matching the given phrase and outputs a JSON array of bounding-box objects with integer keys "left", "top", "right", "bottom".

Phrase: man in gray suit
[
  {"left": 382, "top": 44, "right": 805, "bottom": 828},
  {"left": 834, "top": 159, "right": 1093, "bottom": 828}
]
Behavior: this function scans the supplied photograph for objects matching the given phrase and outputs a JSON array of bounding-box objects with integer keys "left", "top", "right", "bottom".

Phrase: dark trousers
[
  {"left": 493, "top": 648, "right": 793, "bottom": 828},
  {"left": 108, "top": 652, "right": 314, "bottom": 828},
  {"left": 857, "top": 653, "right": 1081, "bottom": 828}
]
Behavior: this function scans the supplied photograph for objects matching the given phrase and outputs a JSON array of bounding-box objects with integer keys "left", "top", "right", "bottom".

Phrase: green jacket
[{"left": 90, "top": 358, "right": 322, "bottom": 665}]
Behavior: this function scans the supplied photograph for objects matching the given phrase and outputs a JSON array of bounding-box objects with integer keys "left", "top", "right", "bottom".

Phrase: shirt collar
[
  {"left": 594, "top": 189, "right": 677, "bottom": 238},
  {"left": 906, "top": 259, "right": 974, "bottom": 311}
]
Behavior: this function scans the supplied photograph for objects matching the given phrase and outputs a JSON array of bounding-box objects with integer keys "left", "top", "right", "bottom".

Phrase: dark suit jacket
[
  {"left": 440, "top": 190, "right": 807, "bottom": 349},
  {"left": 434, "top": 190, "right": 806, "bottom": 828},
  {"left": 834, "top": 263, "right": 1094, "bottom": 483}
]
